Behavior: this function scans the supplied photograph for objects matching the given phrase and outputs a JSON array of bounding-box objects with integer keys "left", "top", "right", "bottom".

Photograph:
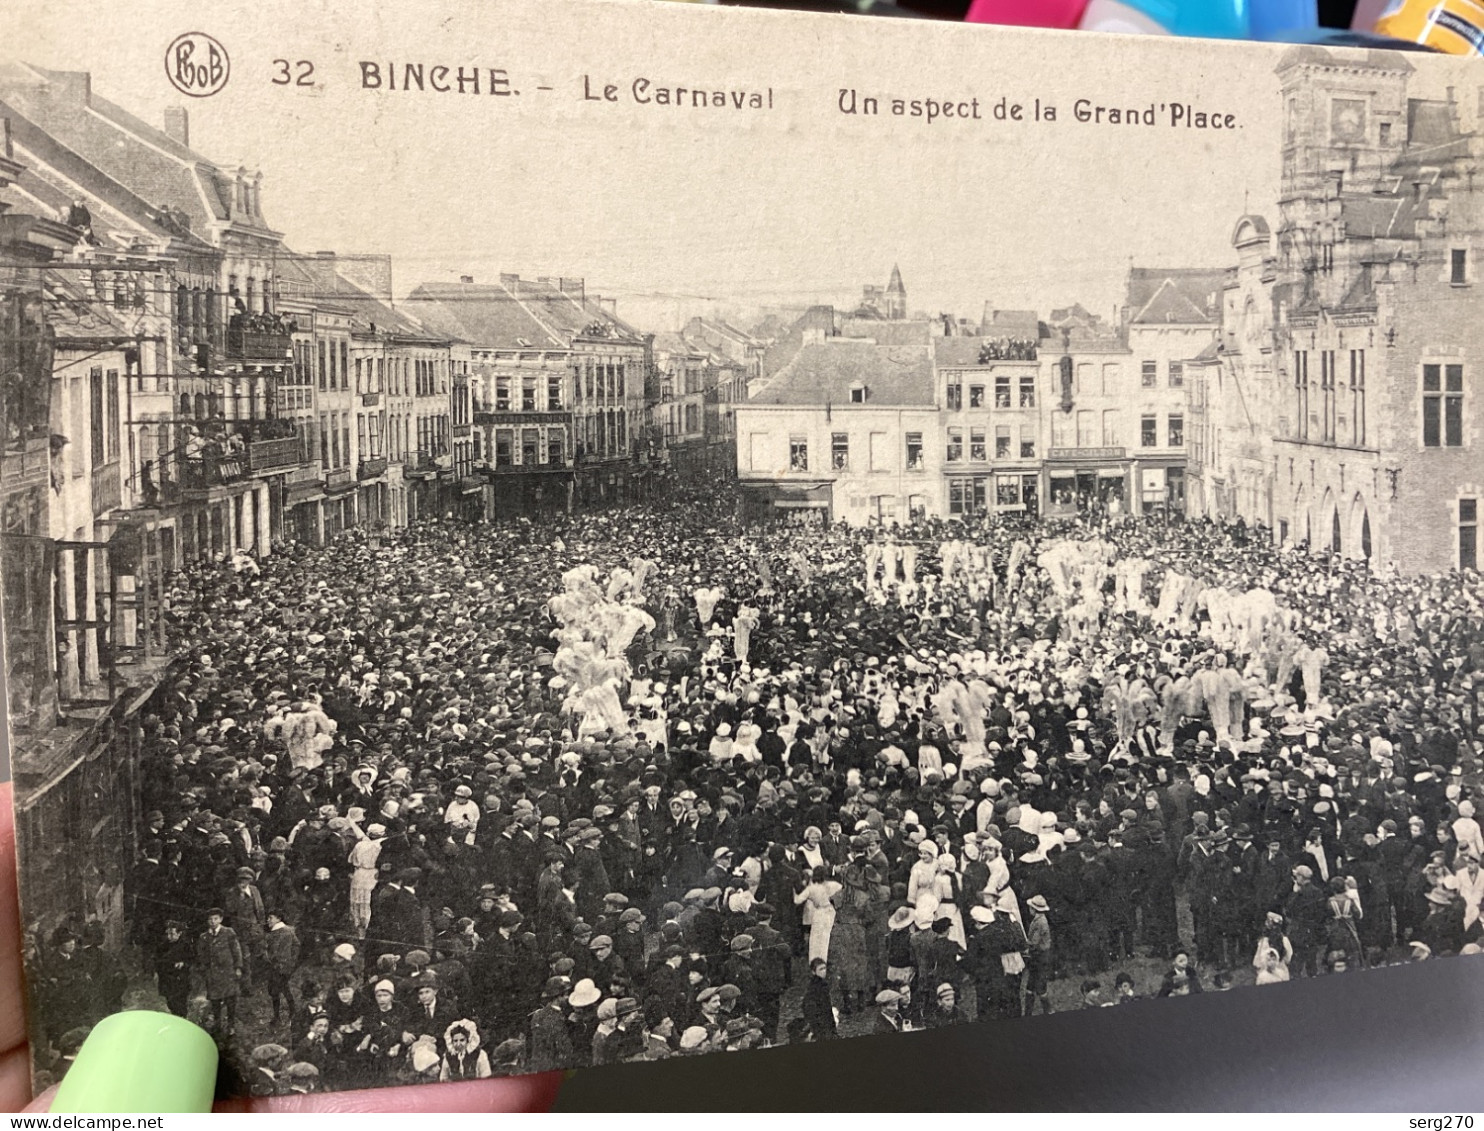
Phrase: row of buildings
[
  {"left": 0, "top": 63, "right": 751, "bottom": 931},
  {"left": 736, "top": 47, "right": 1483, "bottom": 579},
  {"left": 735, "top": 268, "right": 1212, "bottom": 529}
]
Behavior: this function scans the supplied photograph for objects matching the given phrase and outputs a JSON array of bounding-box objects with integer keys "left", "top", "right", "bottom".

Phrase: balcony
[
  {"left": 226, "top": 313, "right": 295, "bottom": 362},
  {"left": 473, "top": 409, "right": 567, "bottom": 427},
  {"left": 404, "top": 450, "right": 449, "bottom": 479},
  {"left": 247, "top": 437, "right": 302, "bottom": 475},
  {"left": 181, "top": 454, "right": 248, "bottom": 493},
  {"left": 0, "top": 437, "right": 53, "bottom": 492},
  {"left": 325, "top": 467, "right": 354, "bottom": 492},
  {"left": 359, "top": 457, "right": 388, "bottom": 481},
  {"left": 362, "top": 392, "right": 381, "bottom": 407}
]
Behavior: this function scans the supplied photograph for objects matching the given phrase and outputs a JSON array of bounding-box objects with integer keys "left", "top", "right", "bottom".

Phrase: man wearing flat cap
[
  {"left": 195, "top": 908, "right": 244, "bottom": 1037},
  {"left": 223, "top": 866, "right": 266, "bottom": 994},
  {"left": 872, "top": 988, "right": 908, "bottom": 1034},
  {"left": 528, "top": 977, "right": 575, "bottom": 1072}
]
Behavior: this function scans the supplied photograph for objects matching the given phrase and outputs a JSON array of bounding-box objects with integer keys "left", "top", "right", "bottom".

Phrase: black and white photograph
[{"left": 1, "top": 0, "right": 1483, "bottom": 1104}]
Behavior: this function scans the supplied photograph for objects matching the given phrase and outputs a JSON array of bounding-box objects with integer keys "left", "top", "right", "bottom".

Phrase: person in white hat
[{"left": 443, "top": 784, "right": 481, "bottom": 846}]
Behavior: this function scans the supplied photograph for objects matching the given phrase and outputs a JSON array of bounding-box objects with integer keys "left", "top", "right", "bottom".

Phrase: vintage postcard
[{"left": 2, "top": 0, "right": 1482, "bottom": 1100}]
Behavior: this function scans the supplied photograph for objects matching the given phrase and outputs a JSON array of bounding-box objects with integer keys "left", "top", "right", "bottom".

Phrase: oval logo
[{"left": 165, "top": 32, "right": 230, "bottom": 99}]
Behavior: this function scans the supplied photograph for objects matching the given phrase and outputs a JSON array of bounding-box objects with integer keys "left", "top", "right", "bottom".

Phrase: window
[
  {"left": 358, "top": 414, "right": 367, "bottom": 462},
  {"left": 946, "top": 428, "right": 963, "bottom": 463},
  {"left": 1320, "top": 350, "right": 1336, "bottom": 442},
  {"left": 1021, "top": 438, "right": 1035, "bottom": 459},
  {"left": 1102, "top": 363, "right": 1120, "bottom": 394},
  {"left": 1077, "top": 362, "right": 1094, "bottom": 392},
  {"left": 89, "top": 367, "right": 105, "bottom": 464},
  {"left": 995, "top": 375, "right": 1011, "bottom": 409},
  {"left": 945, "top": 379, "right": 962, "bottom": 411},
  {"left": 518, "top": 428, "right": 538, "bottom": 465},
  {"left": 318, "top": 341, "right": 327, "bottom": 389},
  {"left": 1423, "top": 363, "right": 1464, "bottom": 447},
  {"left": 869, "top": 431, "right": 888, "bottom": 471},
  {"left": 548, "top": 376, "right": 562, "bottom": 411},
  {"left": 789, "top": 436, "right": 809, "bottom": 471},
  {"left": 994, "top": 425, "right": 1010, "bottom": 460},
  {"left": 1379, "top": 122, "right": 1391, "bottom": 145},
  {"left": 970, "top": 428, "right": 987, "bottom": 461},
  {"left": 1294, "top": 350, "right": 1310, "bottom": 440},
  {"left": 548, "top": 433, "right": 564, "bottom": 466},
  {"left": 105, "top": 370, "right": 119, "bottom": 460},
  {"left": 1168, "top": 414, "right": 1184, "bottom": 447},
  {"left": 1051, "top": 411, "right": 1074, "bottom": 450},
  {"left": 850, "top": 385, "right": 867, "bottom": 404},
  {"left": 905, "top": 432, "right": 923, "bottom": 470},
  {"left": 340, "top": 342, "right": 349, "bottom": 388},
  {"left": 1141, "top": 414, "right": 1157, "bottom": 448},
  {"left": 521, "top": 378, "right": 537, "bottom": 412},
  {"left": 748, "top": 433, "right": 767, "bottom": 472},
  {"left": 1349, "top": 350, "right": 1366, "bottom": 447},
  {"left": 1103, "top": 409, "right": 1120, "bottom": 448},
  {"left": 1077, "top": 409, "right": 1095, "bottom": 448},
  {"left": 1453, "top": 249, "right": 1469, "bottom": 285},
  {"left": 1169, "top": 361, "right": 1184, "bottom": 388},
  {"left": 1020, "top": 375, "right": 1036, "bottom": 408},
  {"left": 496, "top": 377, "right": 510, "bottom": 411},
  {"left": 948, "top": 477, "right": 987, "bottom": 516},
  {"left": 1462, "top": 498, "right": 1479, "bottom": 571},
  {"left": 997, "top": 476, "right": 1021, "bottom": 507},
  {"left": 969, "top": 384, "right": 984, "bottom": 408},
  {"left": 831, "top": 432, "right": 849, "bottom": 470},
  {"left": 1141, "top": 361, "right": 1157, "bottom": 388}
]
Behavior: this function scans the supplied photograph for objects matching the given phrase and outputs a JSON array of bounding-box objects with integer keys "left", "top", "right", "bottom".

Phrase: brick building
[{"left": 1197, "top": 47, "right": 1483, "bottom": 574}]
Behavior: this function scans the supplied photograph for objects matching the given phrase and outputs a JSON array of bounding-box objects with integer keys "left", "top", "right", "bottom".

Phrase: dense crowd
[{"left": 28, "top": 487, "right": 1484, "bottom": 1095}]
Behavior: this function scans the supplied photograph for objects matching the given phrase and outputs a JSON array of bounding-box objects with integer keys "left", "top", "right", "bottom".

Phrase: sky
[{"left": 0, "top": 0, "right": 1419, "bottom": 332}]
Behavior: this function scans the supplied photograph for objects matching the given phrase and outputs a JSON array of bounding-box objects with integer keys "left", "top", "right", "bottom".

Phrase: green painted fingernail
[{"left": 50, "top": 1011, "right": 218, "bottom": 1113}]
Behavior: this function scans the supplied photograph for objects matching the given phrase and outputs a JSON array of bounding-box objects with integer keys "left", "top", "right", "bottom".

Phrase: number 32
[{"left": 272, "top": 59, "right": 315, "bottom": 86}]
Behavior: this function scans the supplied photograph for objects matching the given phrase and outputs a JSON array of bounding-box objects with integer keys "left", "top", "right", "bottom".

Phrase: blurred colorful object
[{"left": 1372, "top": 0, "right": 1484, "bottom": 53}]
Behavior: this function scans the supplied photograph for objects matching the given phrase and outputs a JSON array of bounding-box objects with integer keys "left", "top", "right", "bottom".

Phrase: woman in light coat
[{"left": 794, "top": 865, "right": 842, "bottom": 964}]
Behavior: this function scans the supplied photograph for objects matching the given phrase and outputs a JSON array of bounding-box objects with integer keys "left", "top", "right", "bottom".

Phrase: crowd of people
[{"left": 28, "top": 485, "right": 1484, "bottom": 1095}]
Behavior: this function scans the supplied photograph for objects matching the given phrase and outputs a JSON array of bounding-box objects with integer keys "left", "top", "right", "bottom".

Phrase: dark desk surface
[{"left": 558, "top": 956, "right": 1484, "bottom": 1111}]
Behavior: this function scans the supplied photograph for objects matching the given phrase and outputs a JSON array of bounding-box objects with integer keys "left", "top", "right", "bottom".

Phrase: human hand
[{"left": 0, "top": 785, "right": 561, "bottom": 1113}]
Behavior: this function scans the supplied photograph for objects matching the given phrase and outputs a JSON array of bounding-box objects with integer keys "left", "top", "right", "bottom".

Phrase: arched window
[
  {"left": 1361, "top": 513, "right": 1372, "bottom": 559},
  {"left": 1331, "top": 509, "right": 1342, "bottom": 553}
]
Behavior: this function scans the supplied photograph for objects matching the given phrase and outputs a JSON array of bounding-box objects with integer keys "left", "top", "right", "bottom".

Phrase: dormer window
[{"left": 850, "top": 384, "right": 867, "bottom": 403}]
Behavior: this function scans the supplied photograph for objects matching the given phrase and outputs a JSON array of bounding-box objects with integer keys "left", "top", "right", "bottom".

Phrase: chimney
[
  {"left": 499, "top": 272, "right": 519, "bottom": 287},
  {"left": 459, "top": 275, "right": 474, "bottom": 284},
  {"left": 164, "top": 106, "right": 189, "bottom": 147},
  {"left": 1, "top": 117, "right": 10, "bottom": 160},
  {"left": 559, "top": 277, "right": 585, "bottom": 302},
  {"left": 315, "top": 250, "right": 336, "bottom": 259}
]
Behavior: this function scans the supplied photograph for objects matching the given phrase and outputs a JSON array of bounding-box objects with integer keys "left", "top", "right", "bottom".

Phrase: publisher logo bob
[{"left": 165, "top": 33, "right": 230, "bottom": 98}]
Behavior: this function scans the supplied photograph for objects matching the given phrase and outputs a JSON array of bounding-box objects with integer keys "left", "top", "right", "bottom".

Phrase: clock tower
[{"left": 1276, "top": 47, "right": 1411, "bottom": 214}]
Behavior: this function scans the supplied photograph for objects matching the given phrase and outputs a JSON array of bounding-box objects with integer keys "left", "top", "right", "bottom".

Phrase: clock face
[{"left": 1331, "top": 99, "right": 1366, "bottom": 145}]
